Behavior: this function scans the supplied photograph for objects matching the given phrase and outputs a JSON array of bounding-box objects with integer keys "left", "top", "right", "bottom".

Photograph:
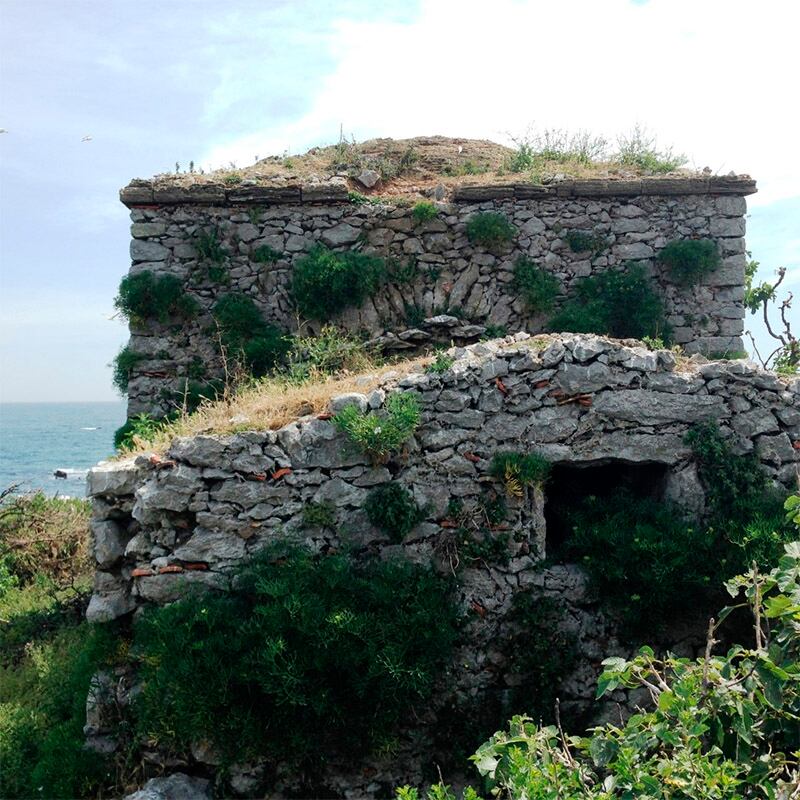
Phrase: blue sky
[{"left": 0, "top": 0, "right": 797, "bottom": 401}]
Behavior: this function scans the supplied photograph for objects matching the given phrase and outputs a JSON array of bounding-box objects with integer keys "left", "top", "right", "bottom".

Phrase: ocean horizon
[{"left": 0, "top": 401, "right": 127, "bottom": 498}]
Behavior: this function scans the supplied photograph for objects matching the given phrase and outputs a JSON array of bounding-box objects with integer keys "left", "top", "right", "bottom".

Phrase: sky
[{"left": 0, "top": 0, "right": 798, "bottom": 402}]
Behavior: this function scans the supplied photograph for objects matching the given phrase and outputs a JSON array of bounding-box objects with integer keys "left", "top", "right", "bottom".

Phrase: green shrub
[
  {"left": 365, "top": 483, "right": 427, "bottom": 542},
  {"left": 466, "top": 212, "right": 516, "bottom": 249},
  {"left": 481, "top": 324, "right": 508, "bottom": 340},
  {"left": 132, "top": 547, "right": 460, "bottom": 766},
  {"left": 213, "top": 293, "right": 290, "bottom": 377},
  {"left": 195, "top": 228, "right": 227, "bottom": 264},
  {"left": 418, "top": 539, "right": 800, "bottom": 798},
  {"left": 285, "top": 326, "right": 377, "bottom": 382},
  {"left": 548, "top": 263, "right": 670, "bottom": 341},
  {"left": 565, "top": 490, "right": 717, "bottom": 635},
  {"left": 114, "top": 412, "right": 165, "bottom": 451},
  {"left": 685, "top": 421, "right": 790, "bottom": 569},
  {"left": 301, "top": 501, "right": 336, "bottom": 530},
  {"left": 252, "top": 243, "right": 282, "bottom": 264},
  {"left": 657, "top": 238, "right": 720, "bottom": 284},
  {"left": 292, "top": 244, "right": 386, "bottom": 320},
  {"left": 512, "top": 257, "right": 559, "bottom": 313},
  {"left": 0, "top": 624, "right": 117, "bottom": 799},
  {"left": 412, "top": 201, "right": 438, "bottom": 224},
  {"left": 114, "top": 271, "right": 198, "bottom": 325},
  {"left": 489, "top": 452, "right": 550, "bottom": 497},
  {"left": 333, "top": 392, "right": 421, "bottom": 464},
  {"left": 426, "top": 351, "right": 455, "bottom": 374},
  {"left": 563, "top": 229, "right": 608, "bottom": 256},
  {"left": 111, "top": 345, "right": 146, "bottom": 394}
]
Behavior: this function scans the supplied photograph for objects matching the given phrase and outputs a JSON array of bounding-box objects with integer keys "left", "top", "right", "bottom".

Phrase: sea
[{"left": 0, "top": 402, "right": 127, "bottom": 499}]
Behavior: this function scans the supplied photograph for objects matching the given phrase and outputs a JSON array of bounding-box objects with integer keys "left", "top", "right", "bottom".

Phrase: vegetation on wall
[
  {"left": 132, "top": 547, "right": 460, "bottom": 767},
  {"left": 114, "top": 412, "right": 168, "bottom": 451},
  {"left": 563, "top": 229, "right": 608, "bottom": 257},
  {"left": 512, "top": 257, "right": 560, "bottom": 313},
  {"left": 114, "top": 271, "right": 198, "bottom": 326},
  {"left": 565, "top": 490, "right": 716, "bottom": 634},
  {"left": 412, "top": 201, "right": 439, "bottom": 224},
  {"left": 657, "top": 238, "right": 720, "bottom": 284},
  {"left": 194, "top": 228, "right": 227, "bottom": 264},
  {"left": 562, "top": 422, "right": 793, "bottom": 638},
  {"left": 212, "top": 293, "right": 290, "bottom": 377},
  {"left": 466, "top": 212, "right": 516, "bottom": 249},
  {"left": 111, "top": 345, "right": 146, "bottom": 395},
  {"left": 333, "top": 392, "right": 421, "bottom": 463},
  {"left": 410, "top": 528, "right": 800, "bottom": 799},
  {"left": 489, "top": 451, "right": 550, "bottom": 498},
  {"left": 365, "top": 482, "right": 428, "bottom": 542},
  {"left": 284, "top": 326, "right": 378, "bottom": 383},
  {"left": 547, "top": 263, "right": 670, "bottom": 341},
  {"left": 292, "top": 244, "right": 387, "bottom": 320},
  {"left": 252, "top": 243, "right": 282, "bottom": 264}
]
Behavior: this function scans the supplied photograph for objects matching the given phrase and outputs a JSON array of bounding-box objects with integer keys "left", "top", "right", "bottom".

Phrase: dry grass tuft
[{"left": 123, "top": 356, "right": 432, "bottom": 455}]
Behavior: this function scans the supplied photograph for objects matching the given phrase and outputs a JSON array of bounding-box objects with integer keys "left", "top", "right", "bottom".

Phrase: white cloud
[{"left": 202, "top": 0, "right": 800, "bottom": 206}]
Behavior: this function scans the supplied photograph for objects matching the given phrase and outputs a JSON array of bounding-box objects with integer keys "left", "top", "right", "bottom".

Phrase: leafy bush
[
  {"left": 111, "top": 345, "right": 146, "bottom": 394},
  {"left": 213, "top": 293, "right": 290, "bottom": 377},
  {"left": 194, "top": 228, "right": 227, "bottom": 263},
  {"left": 285, "top": 326, "right": 377, "bottom": 382},
  {"left": 132, "top": 547, "right": 459, "bottom": 766},
  {"left": 512, "top": 258, "right": 559, "bottom": 313},
  {"left": 365, "top": 483, "right": 427, "bottom": 542},
  {"left": 565, "top": 490, "right": 717, "bottom": 634},
  {"left": 563, "top": 229, "right": 608, "bottom": 256},
  {"left": 548, "top": 263, "right": 670, "bottom": 341},
  {"left": 686, "top": 421, "right": 791, "bottom": 570},
  {"left": 426, "top": 351, "right": 455, "bottom": 374},
  {"left": 114, "top": 270, "right": 198, "bottom": 325},
  {"left": 413, "top": 535, "right": 800, "bottom": 799},
  {"left": 466, "top": 212, "right": 516, "bottom": 249},
  {"left": 333, "top": 392, "right": 421, "bottom": 464},
  {"left": 252, "top": 243, "right": 282, "bottom": 264},
  {"left": 292, "top": 244, "right": 386, "bottom": 320},
  {"left": 0, "top": 623, "right": 117, "bottom": 799},
  {"left": 114, "top": 412, "right": 165, "bottom": 451},
  {"left": 657, "top": 238, "right": 720, "bottom": 284},
  {"left": 489, "top": 452, "right": 550, "bottom": 497},
  {"left": 412, "top": 201, "right": 439, "bottom": 224},
  {"left": 301, "top": 501, "right": 336, "bottom": 530}
]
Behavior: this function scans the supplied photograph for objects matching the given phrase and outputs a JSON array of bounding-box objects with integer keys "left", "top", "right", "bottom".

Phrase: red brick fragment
[
  {"left": 495, "top": 377, "right": 508, "bottom": 396},
  {"left": 182, "top": 562, "right": 209, "bottom": 571},
  {"left": 158, "top": 565, "right": 184, "bottom": 574},
  {"left": 463, "top": 452, "right": 481, "bottom": 463},
  {"left": 272, "top": 467, "right": 292, "bottom": 480},
  {"left": 470, "top": 600, "right": 487, "bottom": 618},
  {"left": 132, "top": 567, "right": 154, "bottom": 578}
]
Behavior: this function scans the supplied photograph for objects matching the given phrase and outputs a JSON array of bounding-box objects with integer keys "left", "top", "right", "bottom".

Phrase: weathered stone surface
[
  {"left": 320, "top": 222, "right": 360, "bottom": 246},
  {"left": 172, "top": 528, "right": 247, "bottom": 563},
  {"left": 87, "top": 459, "right": 141, "bottom": 497},
  {"left": 122, "top": 774, "right": 211, "bottom": 800},
  {"left": 119, "top": 190, "right": 752, "bottom": 416},
  {"left": 91, "top": 520, "right": 128, "bottom": 568},
  {"left": 593, "top": 389, "right": 724, "bottom": 424}
]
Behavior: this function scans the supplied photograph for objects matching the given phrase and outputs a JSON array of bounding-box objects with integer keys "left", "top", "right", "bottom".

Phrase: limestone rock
[{"left": 122, "top": 774, "right": 211, "bottom": 800}]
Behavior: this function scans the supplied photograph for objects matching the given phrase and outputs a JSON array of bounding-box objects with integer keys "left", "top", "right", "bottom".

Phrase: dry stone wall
[
  {"left": 86, "top": 332, "right": 799, "bottom": 792},
  {"left": 120, "top": 177, "right": 756, "bottom": 417}
]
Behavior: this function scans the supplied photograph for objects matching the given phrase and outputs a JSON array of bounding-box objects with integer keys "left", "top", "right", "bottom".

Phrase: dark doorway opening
[{"left": 544, "top": 461, "right": 669, "bottom": 558}]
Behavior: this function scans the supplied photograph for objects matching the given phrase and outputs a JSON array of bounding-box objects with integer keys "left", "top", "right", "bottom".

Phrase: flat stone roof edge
[{"left": 119, "top": 175, "right": 757, "bottom": 207}]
